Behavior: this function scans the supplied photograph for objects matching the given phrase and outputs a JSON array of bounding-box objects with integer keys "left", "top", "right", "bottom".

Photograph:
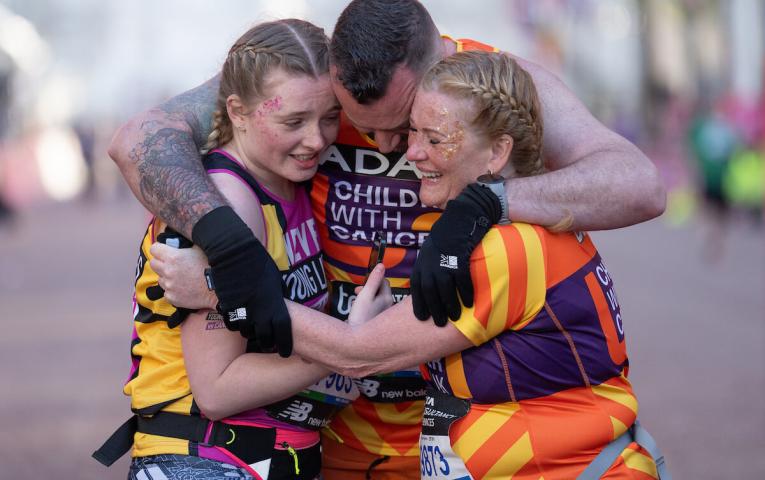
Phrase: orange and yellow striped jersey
[
  {"left": 421, "top": 224, "right": 659, "bottom": 479},
  {"left": 312, "top": 36, "right": 498, "bottom": 458}
]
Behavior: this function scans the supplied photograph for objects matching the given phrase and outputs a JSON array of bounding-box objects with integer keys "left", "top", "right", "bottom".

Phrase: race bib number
[
  {"left": 308, "top": 372, "right": 360, "bottom": 401},
  {"left": 420, "top": 389, "right": 472, "bottom": 480}
]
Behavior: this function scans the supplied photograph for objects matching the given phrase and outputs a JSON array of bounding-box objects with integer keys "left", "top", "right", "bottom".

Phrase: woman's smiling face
[
  {"left": 233, "top": 70, "right": 340, "bottom": 196},
  {"left": 406, "top": 89, "right": 493, "bottom": 208}
]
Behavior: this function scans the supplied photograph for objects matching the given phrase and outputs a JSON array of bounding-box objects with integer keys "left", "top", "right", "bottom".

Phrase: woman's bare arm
[
  {"left": 182, "top": 309, "right": 328, "bottom": 421},
  {"left": 288, "top": 268, "right": 473, "bottom": 377}
]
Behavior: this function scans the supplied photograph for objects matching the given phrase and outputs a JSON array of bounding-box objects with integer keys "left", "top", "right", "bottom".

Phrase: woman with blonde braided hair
[{"left": 94, "top": 18, "right": 365, "bottom": 480}]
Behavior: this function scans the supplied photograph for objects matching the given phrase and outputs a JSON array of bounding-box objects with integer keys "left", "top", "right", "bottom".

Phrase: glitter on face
[
  {"left": 430, "top": 106, "right": 465, "bottom": 162},
  {"left": 408, "top": 88, "right": 494, "bottom": 209},
  {"left": 257, "top": 96, "right": 283, "bottom": 116},
  {"left": 409, "top": 102, "right": 468, "bottom": 163},
  {"left": 438, "top": 125, "right": 465, "bottom": 162}
]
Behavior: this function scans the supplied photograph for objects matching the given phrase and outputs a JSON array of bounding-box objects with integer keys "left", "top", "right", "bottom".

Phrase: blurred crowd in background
[{"left": 0, "top": 0, "right": 763, "bottom": 258}]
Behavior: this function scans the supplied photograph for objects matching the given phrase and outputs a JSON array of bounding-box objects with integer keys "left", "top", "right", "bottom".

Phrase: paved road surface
[{"left": 0, "top": 198, "right": 762, "bottom": 479}]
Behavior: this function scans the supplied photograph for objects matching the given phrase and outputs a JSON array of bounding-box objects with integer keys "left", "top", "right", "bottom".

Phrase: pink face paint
[{"left": 257, "top": 96, "right": 283, "bottom": 116}]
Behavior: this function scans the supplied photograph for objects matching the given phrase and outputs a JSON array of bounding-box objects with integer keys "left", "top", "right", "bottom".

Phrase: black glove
[
  {"left": 192, "top": 206, "right": 292, "bottom": 357},
  {"left": 411, "top": 184, "right": 502, "bottom": 326}
]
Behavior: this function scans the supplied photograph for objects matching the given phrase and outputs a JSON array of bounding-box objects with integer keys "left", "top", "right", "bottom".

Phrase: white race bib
[{"left": 419, "top": 389, "right": 473, "bottom": 480}]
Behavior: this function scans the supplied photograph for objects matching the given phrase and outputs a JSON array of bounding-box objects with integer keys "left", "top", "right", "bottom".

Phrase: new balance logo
[
  {"left": 439, "top": 255, "right": 458, "bottom": 269},
  {"left": 280, "top": 400, "right": 313, "bottom": 422},
  {"left": 228, "top": 308, "right": 247, "bottom": 322}
]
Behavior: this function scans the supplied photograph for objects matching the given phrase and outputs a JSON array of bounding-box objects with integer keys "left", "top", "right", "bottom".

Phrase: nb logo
[
  {"left": 281, "top": 401, "right": 313, "bottom": 422},
  {"left": 355, "top": 379, "right": 380, "bottom": 397},
  {"left": 439, "top": 255, "right": 458, "bottom": 270}
]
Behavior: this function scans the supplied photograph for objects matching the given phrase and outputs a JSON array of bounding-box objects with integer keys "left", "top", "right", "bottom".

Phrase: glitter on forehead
[{"left": 257, "top": 96, "right": 283, "bottom": 116}]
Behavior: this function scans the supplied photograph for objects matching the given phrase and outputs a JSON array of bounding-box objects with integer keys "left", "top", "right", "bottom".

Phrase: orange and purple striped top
[{"left": 421, "top": 224, "right": 659, "bottom": 479}]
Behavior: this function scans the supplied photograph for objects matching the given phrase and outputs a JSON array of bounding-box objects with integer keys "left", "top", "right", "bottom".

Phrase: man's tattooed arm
[{"left": 109, "top": 74, "right": 226, "bottom": 237}]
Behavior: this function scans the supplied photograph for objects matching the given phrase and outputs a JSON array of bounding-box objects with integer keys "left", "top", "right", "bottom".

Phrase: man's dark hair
[{"left": 331, "top": 0, "right": 440, "bottom": 104}]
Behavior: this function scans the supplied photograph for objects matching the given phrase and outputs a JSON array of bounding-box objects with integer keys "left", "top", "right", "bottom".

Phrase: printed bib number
[
  {"left": 420, "top": 389, "right": 472, "bottom": 480},
  {"left": 310, "top": 372, "right": 360, "bottom": 400}
]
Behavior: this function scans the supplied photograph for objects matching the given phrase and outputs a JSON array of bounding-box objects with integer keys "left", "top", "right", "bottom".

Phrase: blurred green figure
[
  {"left": 687, "top": 112, "right": 738, "bottom": 262},
  {"left": 688, "top": 114, "right": 737, "bottom": 211}
]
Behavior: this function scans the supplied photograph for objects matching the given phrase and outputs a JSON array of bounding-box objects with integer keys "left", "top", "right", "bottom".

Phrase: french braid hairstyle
[
  {"left": 422, "top": 51, "right": 572, "bottom": 229},
  {"left": 422, "top": 51, "right": 544, "bottom": 177},
  {"left": 201, "top": 19, "right": 330, "bottom": 154}
]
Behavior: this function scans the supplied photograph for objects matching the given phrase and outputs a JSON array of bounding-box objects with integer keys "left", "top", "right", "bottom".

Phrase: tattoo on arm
[
  {"left": 205, "top": 312, "right": 226, "bottom": 330},
  {"left": 161, "top": 76, "right": 219, "bottom": 149},
  {"left": 130, "top": 75, "right": 226, "bottom": 236}
]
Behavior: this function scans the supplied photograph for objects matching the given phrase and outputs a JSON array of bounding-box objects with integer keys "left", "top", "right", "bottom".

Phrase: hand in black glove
[
  {"left": 411, "top": 184, "right": 502, "bottom": 326},
  {"left": 192, "top": 206, "right": 292, "bottom": 357}
]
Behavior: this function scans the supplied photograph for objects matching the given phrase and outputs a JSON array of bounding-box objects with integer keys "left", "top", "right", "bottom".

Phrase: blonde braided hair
[
  {"left": 422, "top": 51, "right": 544, "bottom": 177},
  {"left": 201, "top": 19, "right": 330, "bottom": 154},
  {"left": 421, "top": 51, "right": 572, "bottom": 230}
]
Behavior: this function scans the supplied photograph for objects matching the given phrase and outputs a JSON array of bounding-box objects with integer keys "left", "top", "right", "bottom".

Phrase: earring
[{"left": 488, "top": 168, "right": 493, "bottom": 176}]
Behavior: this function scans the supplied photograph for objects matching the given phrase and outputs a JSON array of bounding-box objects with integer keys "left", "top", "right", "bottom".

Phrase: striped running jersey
[
  {"left": 420, "top": 224, "right": 659, "bottom": 479},
  {"left": 312, "top": 36, "right": 499, "bottom": 458}
]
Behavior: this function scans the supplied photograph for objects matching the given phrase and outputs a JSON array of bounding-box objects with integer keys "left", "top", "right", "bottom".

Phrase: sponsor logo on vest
[
  {"left": 595, "top": 260, "right": 624, "bottom": 340},
  {"left": 320, "top": 145, "right": 421, "bottom": 180},
  {"left": 330, "top": 281, "right": 409, "bottom": 319},
  {"left": 282, "top": 255, "right": 327, "bottom": 303},
  {"left": 381, "top": 388, "right": 427, "bottom": 400},
  {"left": 283, "top": 218, "right": 320, "bottom": 265},
  {"left": 276, "top": 400, "right": 314, "bottom": 423},
  {"left": 354, "top": 375, "right": 427, "bottom": 402},
  {"left": 318, "top": 143, "right": 440, "bottom": 250},
  {"left": 427, "top": 360, "right": 449, "bottom": 394}
]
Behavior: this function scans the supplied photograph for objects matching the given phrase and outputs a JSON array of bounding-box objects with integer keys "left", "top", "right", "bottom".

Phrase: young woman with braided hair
[
  {"left": 153, "top": 51, "right": 668, "bottom": 479},
  {"left": 94, "top": 19, "right": 366, "bottom": 480}
]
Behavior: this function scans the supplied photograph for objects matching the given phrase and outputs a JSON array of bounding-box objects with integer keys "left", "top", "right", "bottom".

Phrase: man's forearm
[
  {"left": 109, "top": 75, "right": 226, "bottom": 237},
  {"left": 132, "top": 122, "right": 226, "bottom": 237},
  {"left": 505, "top": 140, "right": 666, "bottom": 231},
  {"left": 508, "top": 56, "right": 666, "bottom": 231},
  {"left": 287, "top": 302, "right": 365, "bottom": 375}
]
